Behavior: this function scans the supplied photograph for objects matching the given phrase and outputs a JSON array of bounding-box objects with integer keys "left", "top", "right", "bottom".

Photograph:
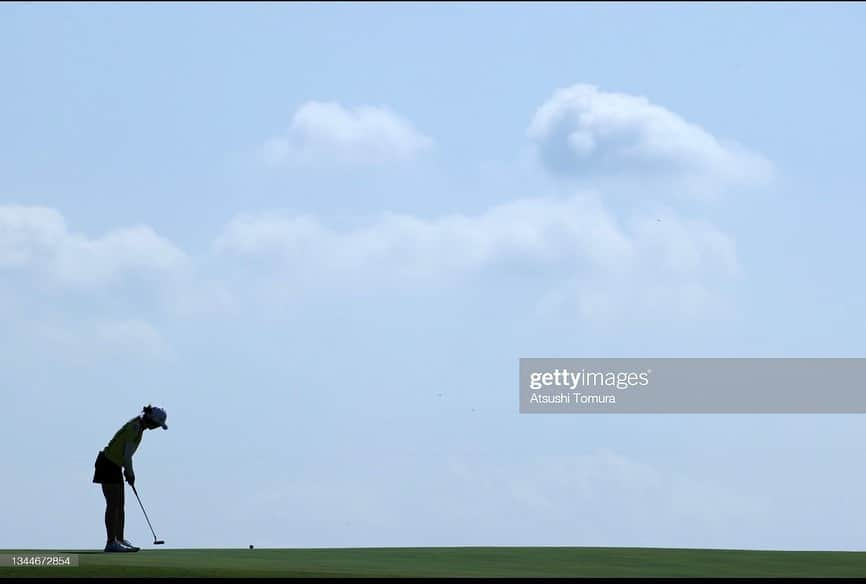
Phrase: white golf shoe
[{"left": 104, "top": 539, "right": 135, "bottom": 553}]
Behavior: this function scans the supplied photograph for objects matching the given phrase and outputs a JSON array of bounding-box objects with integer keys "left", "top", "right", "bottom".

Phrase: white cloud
[
  {"left": 528, "top": 84, "right": 772, "bottom": 192},
  {"left": 0, "top": 206, "right": 186, "bottom": 289},
  {"left": 0, "top": 205, "right": 67, "bottom": 268},
  {"left": 262, "top": 101, "right": 432, "bottom": 166},
  {"left": 214, "top": 194, "right": 739, "bottom": 318}
]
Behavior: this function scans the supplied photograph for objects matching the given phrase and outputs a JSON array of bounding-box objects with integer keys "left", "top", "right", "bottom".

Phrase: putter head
[{"left": 154, "top": 540, "right": 165, "bottom": 545}]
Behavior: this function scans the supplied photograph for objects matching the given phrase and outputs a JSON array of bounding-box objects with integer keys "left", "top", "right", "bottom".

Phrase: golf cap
[{"left": 147, "top": 406, "right": 168, "bottom": 430}]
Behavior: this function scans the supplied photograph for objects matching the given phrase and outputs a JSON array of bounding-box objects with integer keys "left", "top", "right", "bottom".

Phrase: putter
[{"left": 131, "top": 484, "right": 165, "bottom": 545}]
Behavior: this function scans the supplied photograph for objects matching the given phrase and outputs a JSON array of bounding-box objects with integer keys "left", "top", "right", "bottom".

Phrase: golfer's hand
[{"left": 124, "top": 470, "right": 135, "bottom": 486}]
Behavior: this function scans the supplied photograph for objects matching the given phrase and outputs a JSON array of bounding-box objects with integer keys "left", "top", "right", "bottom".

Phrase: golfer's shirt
[{"left": 103, "top": 418, "right": 144, "bottom": 469}]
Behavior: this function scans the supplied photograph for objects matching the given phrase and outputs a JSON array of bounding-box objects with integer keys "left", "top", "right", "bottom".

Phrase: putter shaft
[{"left": 131, "top": 484, "right": 163, "bottom": 544}]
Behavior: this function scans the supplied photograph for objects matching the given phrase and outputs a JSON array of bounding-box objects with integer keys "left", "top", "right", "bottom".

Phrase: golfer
[{"left": 92, "top": 405, "right": 168, "bottom": 552}]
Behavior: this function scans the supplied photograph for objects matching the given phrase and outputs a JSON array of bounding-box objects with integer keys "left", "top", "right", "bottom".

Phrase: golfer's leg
[
  {"left": 102, "top": 484, "right": 121, "bottom": 542},
  {"left": 107, "top": 483, "right": 124, "bottom": 542},
  {"left": 118, "top": 484, "right": 125, "bottom": 541},
  {"left": 113, "top": 485, "right": 123, "bottom": 543},
  {"left": 101, "top": 485, "right": 113, "bottom": 542}
]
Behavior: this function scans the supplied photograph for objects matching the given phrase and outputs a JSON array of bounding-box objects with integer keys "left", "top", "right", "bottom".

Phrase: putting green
[{"left": 2, "top": 546, "right": 866, "bottom": 578}]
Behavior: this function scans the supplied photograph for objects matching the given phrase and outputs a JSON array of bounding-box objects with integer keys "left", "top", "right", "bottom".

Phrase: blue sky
[{"left": 3, "top": 2, "right": 866, "bottom": 551}]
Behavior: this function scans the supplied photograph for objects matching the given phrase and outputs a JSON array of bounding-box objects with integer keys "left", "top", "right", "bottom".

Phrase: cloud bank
[
  {"left": 0, "top": 206, "right": 186, "bottom": 289},
  {"left": 214, "top": 194, "right": 739, "bottom": 319},
  {"left": 235, "top": 449, "right": 765, "bottom": 548}
]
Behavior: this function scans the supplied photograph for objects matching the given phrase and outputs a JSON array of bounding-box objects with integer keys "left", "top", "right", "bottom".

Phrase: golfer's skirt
[{"left": 92, "top": 450, "right": 123, "bottom": 484}]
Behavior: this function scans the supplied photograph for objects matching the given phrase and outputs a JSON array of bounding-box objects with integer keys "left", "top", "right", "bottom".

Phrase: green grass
[{"left": 2, "top": 546, "right": 866, "bottom": 578}]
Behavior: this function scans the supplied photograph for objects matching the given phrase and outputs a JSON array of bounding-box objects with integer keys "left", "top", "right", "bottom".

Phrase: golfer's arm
[{"left": 122, "top": 441, "right": 135, "bottom": 475}]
